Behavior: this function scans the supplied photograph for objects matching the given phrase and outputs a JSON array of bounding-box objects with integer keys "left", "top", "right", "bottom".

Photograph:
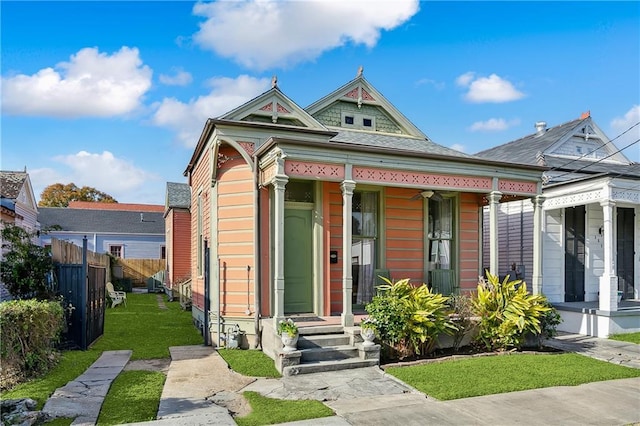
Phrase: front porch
[{"left": 553, "top": 300, "right": 640, "bottom": 338}]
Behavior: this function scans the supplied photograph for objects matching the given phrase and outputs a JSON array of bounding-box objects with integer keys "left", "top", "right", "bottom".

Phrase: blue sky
[{"left": 2, "top": 1, "right": 639, "bottom": 204}]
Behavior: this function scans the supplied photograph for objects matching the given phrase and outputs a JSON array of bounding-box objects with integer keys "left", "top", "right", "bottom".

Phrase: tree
[
  {"left": 0, "top": 224, "right": 54, "bottom": 300},
  {"left": 38, "top": 183, "right": 117, "bottom": 207}
]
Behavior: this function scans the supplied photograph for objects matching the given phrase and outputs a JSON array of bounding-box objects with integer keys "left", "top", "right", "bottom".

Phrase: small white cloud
[
  {"left": 469, "top": 117, "right": 521, "bottom": 132},
  {"left": 457, "top": 72, "right": 525, "bottom": 103},
  {"left": 30, "top": 151, "right": 162, "bottom": 203},
  {"left": 455, "top": 72, "right": 475, "bottom": 87},
  {"left": 610, "top": 105, "right": 640, "bottom": 161},
  {"left": 159, "top": 68, "right": 193, "bottom": 86},
  {"left": 1, "top": 47, "right": 152, "bottom": 118},
  {"left": 152, "top": 74, "right": 270, "bottom": 147},
  {"left": 450, "top": 144, "right": 466, "bottom": 153},
  {"left": 415, "top": 78, "right": 445, "bottom": 90},
  {"left": 192, "top": 0, "right": 419, "bottom": 70}
]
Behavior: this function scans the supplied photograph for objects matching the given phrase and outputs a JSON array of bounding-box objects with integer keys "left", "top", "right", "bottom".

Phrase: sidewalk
[{"left": 43, "top": 333, "right": 640, "bottom": 425}]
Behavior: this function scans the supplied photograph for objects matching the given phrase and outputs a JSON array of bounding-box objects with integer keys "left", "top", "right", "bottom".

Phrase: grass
[
  {"left": 96, "top": 370, "right": 165, "bottom": 425},
  {"left": 218, "top": 349, "right": 281, "bottom": 378},
  {"left": 386, "top": 352, "right": 640, "bottom": 400},
  {"left": 1, "top": 292, "right": 202, "bottom": 412},
  {"left": 91, "top": 293, "right": 203, "bottom": 360},
  {"left": 609, "top": 332, "right": 640, "bottom": 344},
  {"left": 235, "top": 391, "right": 335, "bottom": 426}
]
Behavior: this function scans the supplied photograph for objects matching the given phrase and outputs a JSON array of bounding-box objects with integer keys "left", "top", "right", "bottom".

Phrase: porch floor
[
  {"left": 286, "top": 314, "right": 369, "bottom": 328},
  {"left": 554, "top": 299, "right": 640, "bottom": 313}
]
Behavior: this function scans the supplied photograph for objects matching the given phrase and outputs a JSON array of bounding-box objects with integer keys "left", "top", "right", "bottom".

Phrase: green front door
[{"left": 284, "top": 208, "right": 313, "bottom": 313}]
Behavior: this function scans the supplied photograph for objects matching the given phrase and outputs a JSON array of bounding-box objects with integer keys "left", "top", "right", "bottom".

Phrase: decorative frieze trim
[
  {"left": 285, "top": 161, "right": 345, "bottom": 181},
  {"left": 612, "top": 189, "right": 640, "bottom": 204},
  {"left": 543, "top": 189, "right": 603, "bottom": 209},
  {"left": 353, "top": 166, "right": 492, "bottom": 190},
  {"left": 498, "top": 180, "right": 537, "bottom": 195}
]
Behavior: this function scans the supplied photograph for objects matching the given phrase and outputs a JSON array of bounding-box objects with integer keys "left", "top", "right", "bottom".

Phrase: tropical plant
[
  {"left": 276, "top": 318, "right": 298, "bottom": 336},
  {"left": 473, "top": 272, "right": 551, "bottom": 351},
  {"left": 360, "top": 317, "right": 378, "bottom": 331},
  {"left": 366, "top": 277, "right": 455, "bottom": 359},
  {"left": 0, "top": 224, "right": 54, "bottom": 300}
]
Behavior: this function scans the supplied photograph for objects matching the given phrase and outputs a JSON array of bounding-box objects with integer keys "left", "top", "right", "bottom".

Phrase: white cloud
[
  {"left": 30, "top": 151, "right": 161, "bottom": 203},
  {"left": 456, "top": 72, "right": 525, "bottom": 103},
  {"left": 450, "top": 144, "right": 466, "bottom": 153},
  {"left": 152, "top": 74, "right": 270, "bottom": 147},
  {"left": 1, "top": 47, "right": 152, "bottom": 118},
  {"left": 469, "top": 117, "right": 521, "bottom": 132},
  {"left": 415, "top": 78, "right": 445, "bottom": 90},
  {"left": 192, "top": 0, "right": 419, "bottom": 70},
  {"left": 159, "top": 68, "right": 193, "bottom": 86},
  {"left": 610, "top": 105, "right": 640, "bottom": 162}
]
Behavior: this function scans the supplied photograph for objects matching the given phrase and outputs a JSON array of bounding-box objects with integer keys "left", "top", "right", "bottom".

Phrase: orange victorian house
[{"left": 184, "top": 71, "right": 546, "bottom": 365}]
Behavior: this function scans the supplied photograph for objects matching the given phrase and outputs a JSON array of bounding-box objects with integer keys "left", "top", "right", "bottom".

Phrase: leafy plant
[
  {"left": 473, "top": 272, "right": 551, "bottom": 351},
  {"left": 360, "top": 317, "right": 377, "bottom": 331},
  {"left": 276, "top": 318, "right": 298, "bottom": 336},
  {"left": 366, "top": 277, "right": 455, "bottom": 359},
  {"left": 0, "top": 224, "right": 54, "bottom": 300}
]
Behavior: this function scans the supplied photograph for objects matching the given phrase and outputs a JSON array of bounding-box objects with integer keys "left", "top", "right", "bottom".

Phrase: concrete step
[
  {"left": 298, "top": 334, "right": 351, "bottom": 349},
  {"left": 298, "top": 325, "right": 344, "bottom": 335},
  {"left": 299, "top": 345, "right": 359, "bottom": 362},
  {"left": 282, "top": 358, "right": 379, "bottom": 376}
]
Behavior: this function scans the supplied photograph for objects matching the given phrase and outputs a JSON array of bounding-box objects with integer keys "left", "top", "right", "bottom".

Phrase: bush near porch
[{"left": 365, "top": 273, "right": 561, "bottom": 362}]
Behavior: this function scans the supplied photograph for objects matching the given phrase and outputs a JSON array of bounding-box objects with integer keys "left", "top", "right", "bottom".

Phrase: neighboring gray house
[
  {"left": 0, "top": 170, "right": 39, "bottom": 235},
  {"left": 476, "top": 113, "right": 640, "bottom": 337},
  {"left": 39, "top": 206, "right": 165, "bottom": 259}
]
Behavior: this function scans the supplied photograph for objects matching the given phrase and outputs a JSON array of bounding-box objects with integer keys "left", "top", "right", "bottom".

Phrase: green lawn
[
  {"left": 386, "top": 352, "right": 640, "bottom": 400},
  {"left": 218, "top": 348, "right": 281, "bottom": 378},
  {"left": 1, "top": 292, "right": 202, "bottom": 411},
  {"left": 97, "top": 370, "right": 165, "bottom": 425},
  {"left": 235, "top": 391, "right": 334, "bottom": 426},
  {"left": 609, "top": 332, "right": 640, "bottom": 344}
]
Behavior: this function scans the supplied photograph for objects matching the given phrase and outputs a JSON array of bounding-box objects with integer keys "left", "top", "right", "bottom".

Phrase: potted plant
[
  {"left": 277, "top": 318, "right": 299, "bottom": 352},
  {"left": 360, "top": 317, "right": 377, "bottom": 347}
]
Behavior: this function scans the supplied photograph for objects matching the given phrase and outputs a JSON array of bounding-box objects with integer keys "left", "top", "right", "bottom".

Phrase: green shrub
[
  {"left": 366, "top": 278, "right": 455, "bottom": 359},
  {"left": 0, "top": 299, "right": 64, "bottom": 390},
  {"left": 473, "top": 272, "right": 551, "bottom": 351},
  {"left": 447, "top": 293, "right": 477, "bottom": 352}
]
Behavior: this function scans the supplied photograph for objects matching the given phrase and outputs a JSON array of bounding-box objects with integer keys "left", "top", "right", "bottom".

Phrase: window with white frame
[{"left": 110, "top": 245, "right": 123, "bottom": 258}]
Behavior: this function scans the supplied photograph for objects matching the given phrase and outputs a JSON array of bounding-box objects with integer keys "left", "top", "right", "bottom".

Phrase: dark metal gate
[{"left": 55, "top": 238, "right": 106, "bottom": 349}]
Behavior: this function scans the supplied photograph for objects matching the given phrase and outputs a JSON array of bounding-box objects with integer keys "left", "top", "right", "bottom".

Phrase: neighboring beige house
[{"left": 476, "top": 113, "right": 640, "bottom": 337}]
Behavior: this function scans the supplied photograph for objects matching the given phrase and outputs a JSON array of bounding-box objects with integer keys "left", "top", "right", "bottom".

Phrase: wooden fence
[
  {"left": 51, "top": 237, "right": 110, "bottom": 276},
  {"left": 117, "top": 259, "right": 166, "bottom": 286}
]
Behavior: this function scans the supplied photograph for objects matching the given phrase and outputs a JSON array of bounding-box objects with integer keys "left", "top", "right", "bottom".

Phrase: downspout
[{"left": 253, "top": 153, "right": 262, "bottom": 348}]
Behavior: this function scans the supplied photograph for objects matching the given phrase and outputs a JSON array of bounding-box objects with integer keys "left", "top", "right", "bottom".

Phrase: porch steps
[{"left": 280, "top": 324, "right": 379, "bottom": 376}]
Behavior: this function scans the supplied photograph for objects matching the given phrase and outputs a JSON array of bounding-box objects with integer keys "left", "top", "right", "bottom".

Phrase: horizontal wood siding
[
  {"left": 217, "top": 146, "right": 254, "bottom": 317},
  {"left": 459, "top": 193, "right": 481, "bottom": 291},
  {"left": 327, "top": 182, "right": 343, "bottom": 315},
  {"left": 385, "top": 188, "right": 424, "bottom": 283},
  {"left": 169, "top": 209, "right": 191, "bottom": 286},
  {"left": 189, "top": 146, "right": 211, "bottom": 311}
]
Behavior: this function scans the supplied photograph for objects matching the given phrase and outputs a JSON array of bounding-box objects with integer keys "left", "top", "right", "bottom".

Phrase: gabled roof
[
  {"left": 220, "top": 84, "right": 328, "bottom": 131},
  {"left": 305, "top": 72, "right": 427, "bottom": 138},
  {"left": 475, "top": 118, "right": 584, "bottom": 165},
  {"left": 166, "top": 182, "right": 190, "bottom": 209},
  {"left": 39, "top": 207, "right": 165, "bottom": 234},
  {"left": 0, "top": 171, "right": 28, "bottom": 200}
]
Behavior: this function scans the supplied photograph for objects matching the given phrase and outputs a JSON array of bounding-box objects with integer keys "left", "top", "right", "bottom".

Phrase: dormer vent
[{"left": 534, "top": 121, "right": 547, "bottom": 136}]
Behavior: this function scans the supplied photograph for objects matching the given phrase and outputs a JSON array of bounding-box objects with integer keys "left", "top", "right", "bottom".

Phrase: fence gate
[{"left": 56, "top": 264, "right": 106, "bottom": 350}]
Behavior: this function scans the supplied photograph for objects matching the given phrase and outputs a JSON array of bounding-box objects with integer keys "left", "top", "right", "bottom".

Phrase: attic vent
[{"left": 534, "top": 121, "right": 547, "bottom": 136}]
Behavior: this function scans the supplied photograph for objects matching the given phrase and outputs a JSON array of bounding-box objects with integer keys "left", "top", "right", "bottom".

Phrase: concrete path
[
  {"left": 42, "top": 350, "right": 132, "bottom": 426},
  {"left": 545, "top": 332, "right": 640, "bottom": 369}
]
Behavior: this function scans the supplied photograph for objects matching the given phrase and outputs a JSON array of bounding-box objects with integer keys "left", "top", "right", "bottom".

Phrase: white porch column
[
  {"left": 599, "top": 199, "right": 618, "bottom": 311},
  {"left": 341, "top": 179, "right": 356, "bottom": 327},
  {"left": 531, "top": 195, "right": 545, "bottom": 295},
  {"left": 488, "top": 191, "right": 503, "bottom": 277},
  {"left": 272, "top": 174, "right": 289, "bottom": 324}
]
